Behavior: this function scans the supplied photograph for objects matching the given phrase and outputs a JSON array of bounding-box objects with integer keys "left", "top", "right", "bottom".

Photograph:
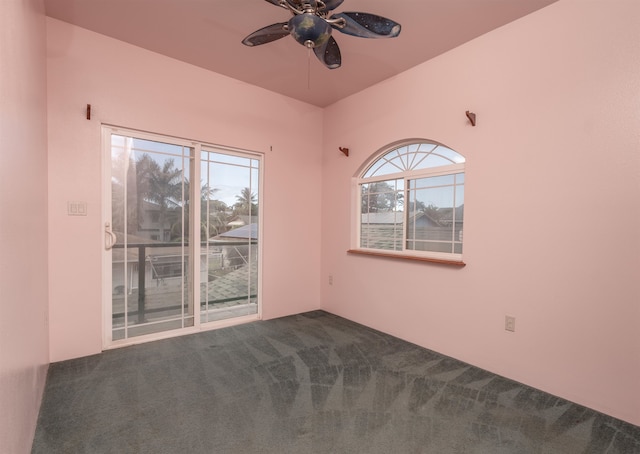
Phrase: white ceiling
[{"left": 44, "top": 0, "right": 558, "bottom": 107}]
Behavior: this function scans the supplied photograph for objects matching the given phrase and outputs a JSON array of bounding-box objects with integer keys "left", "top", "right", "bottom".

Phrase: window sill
[{"left": 347, "top": 249, "right": 466, "bottom": 267}]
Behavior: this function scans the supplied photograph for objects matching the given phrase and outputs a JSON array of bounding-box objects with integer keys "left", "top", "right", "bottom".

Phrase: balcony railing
[{"left": 112, "top": 241, "right": 257, "bottom": 324}]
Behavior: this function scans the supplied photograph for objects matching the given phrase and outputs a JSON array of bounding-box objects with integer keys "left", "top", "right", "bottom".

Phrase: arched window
[{"left": 354, "top": 140, "right": 465, "bottom": 263}]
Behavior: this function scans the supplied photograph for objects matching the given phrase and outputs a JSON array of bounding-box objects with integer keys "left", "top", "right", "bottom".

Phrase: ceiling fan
[{"left": 242, "top": 0, "right": 401, "bottom": 70}]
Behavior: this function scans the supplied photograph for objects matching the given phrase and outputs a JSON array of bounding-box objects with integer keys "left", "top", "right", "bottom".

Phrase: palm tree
[
  {"left": 170, "top": 182, "right": 232, "bottom": 240},
  {"left": 202, "top": 198, "right": 230, "bottom": 238},
  {"left": 132, "top": 153, "right": 156, "bottom": 231},
  {"left": 111, "top": 152, "right": 150, "bottom": 237},
  {"left": 233, "top": 187, "right": 258, "bottom": 216},
  {"left": 144, "top": 157, "right": 182, "bottom": 242}
]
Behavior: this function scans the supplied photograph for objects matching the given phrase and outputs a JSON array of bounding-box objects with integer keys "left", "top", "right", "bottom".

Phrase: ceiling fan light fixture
[
  {"left": 288, "top": 13, "right": 332, "bottom": 49},
  {"left": 241, "top": 0, "right": 401, "bottom": 69}
]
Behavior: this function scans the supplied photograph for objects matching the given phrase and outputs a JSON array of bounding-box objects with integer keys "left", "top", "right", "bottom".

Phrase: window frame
[
  {"left": 351, "top": 139, "right": 466, "bottom": 265},
  {"left": 101, "top": 125, "right": 265, "bottom": 349}
]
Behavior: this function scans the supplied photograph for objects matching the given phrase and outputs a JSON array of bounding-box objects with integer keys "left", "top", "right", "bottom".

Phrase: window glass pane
[
  {"left": 364, "top": 142, "right": 465, "bottom": 177},
  {"left": 112, "top": 134, "right": 126, "bottom": 148},
  {"left": 433, "top": 146, "right": 466, "bottom": 163},
  {"left": 412, "top": 186, "right": 455, "bottom": 210},
  {"left": 419, "top": 154, "right": 456, "bottom": 169},
  {"left": 251, "top": 168, "right": 260, "bottom": 217},
  {"left": 364, "top": 158, "right": 404, "bottom": 178},
  {"left": 200, "top": 150, "right": 259, "bottom": 324},
  {"left": 204, "top": 151, "right": 254, "bottom": 167},
  {"left": 407, "top": 219, "right": 454, "bottom": 242},
  {"left": 360, "top": 178, "right": 403, "bottom": 251},
  {"left": 131, "top": 138, "right": 186, "bottom": 156},
  {"left": 360, "top": 222, "right": 403, "bottom": 251},
  {"left": 410, "top": 143, "right": 430, "bottom": 153},
  {"left": 363, "top": 162, "right": 383, "bottom": 178},
  {"left": 125, "top": 150, "right": 189, "bottom": 243},
  {"left": 455, "top": 186, "right": 464, "bottom": 215},
  {"left": 408, "top": 241, "right": 454, "bottom": 253},
  {"left": 110, "top": 143, "right": 126, "bottom": 241},
  {"left": 359, "top": 141, "right": 465, "bottom": 258},
  {"left": 360, "top": 179, "right": 403, "bottom": 213},
  {"left": 406, "top": 173, "right": 463, "bottom": 254},
  {"left": 412, "top": 174, "right": 455, "bottom": 189},
  {"left": 395, "top": 149, "right": 412, "bottom": 170},
  {"left": 110, "top": 136, "right": 192, "bottom": 343},
  {"left": 204, "top": 163, "right": 250, "bottom": 209}
]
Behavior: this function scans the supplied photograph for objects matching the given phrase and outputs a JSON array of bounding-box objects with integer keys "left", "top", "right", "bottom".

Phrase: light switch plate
[
  {"left": 68, "top": 201, "right": 87, "bottom": 216},
  {"left": 505, "top": 315, "right": 516, "bottom": 332}
]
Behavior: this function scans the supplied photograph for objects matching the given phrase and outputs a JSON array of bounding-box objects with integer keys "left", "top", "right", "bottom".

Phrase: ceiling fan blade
[
  {"left": 242, "top": 23, "right": 290, "bottom": 47},
  {"left": 320, "top": 0, "right": 344, "bottom": 11},
  {"left": 264, "top": 0, "right": 303, "bottom": 8},
  {"left": 314, "top": 35, "right": 341, "bottom": 69},
  {"left": 331, "top": 12, "right": 401, "bottom": 39}
]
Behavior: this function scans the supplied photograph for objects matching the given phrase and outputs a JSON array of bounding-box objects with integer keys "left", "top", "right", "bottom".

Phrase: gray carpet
[{"left": 32, "top": 311, "right": 640, "bottom": 453}]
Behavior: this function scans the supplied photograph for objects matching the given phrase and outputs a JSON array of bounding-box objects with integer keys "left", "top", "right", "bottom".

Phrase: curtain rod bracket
[
  {"left": 465, "top": 110, "right": 476, "bottom": 126},
  {"left": 86, "top": 104, "right": 91, "bottom": 120}
]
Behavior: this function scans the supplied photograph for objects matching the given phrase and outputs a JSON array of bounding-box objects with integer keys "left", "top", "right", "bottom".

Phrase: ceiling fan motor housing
[{"left": 288, "top": 13, "right": 332, "bottom": 48}]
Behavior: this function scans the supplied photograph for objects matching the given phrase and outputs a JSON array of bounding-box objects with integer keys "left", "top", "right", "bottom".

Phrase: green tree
[
  {"left": 144, "top": 157, "right": 182, "bottom": 241},
  {"left": 111, "top": 152, "right": 152, "bottom": 237},
  {"left": 233, "top": 187, "right": 258, "bottom": 216},
  {"left": 170, "top": 183, "right": 232, "bottom": 240},
  {"left": 424, "top": 203, "right": 441, "bottom": 221},
  {"left": 202, "top": 198, "right": 230, "bottom": 238},
  {"left": 361, "top": 181, "right": 403, "bottom": 213}
]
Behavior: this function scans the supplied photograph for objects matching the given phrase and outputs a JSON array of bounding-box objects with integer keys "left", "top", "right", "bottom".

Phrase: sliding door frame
[{"left": 101, "top": 125, "right": 263, "bottom": 350}]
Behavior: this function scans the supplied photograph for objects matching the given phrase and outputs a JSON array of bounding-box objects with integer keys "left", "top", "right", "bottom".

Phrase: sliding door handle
[{"left": 105, "top": 222, "right": 117, "bottom": 250}]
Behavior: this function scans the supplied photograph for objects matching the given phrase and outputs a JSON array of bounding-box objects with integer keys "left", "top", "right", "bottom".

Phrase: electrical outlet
[
  {"left": 505, "top": 316, "right": 516, "bottom": 332},
  {"left": 328, "top": 275, "right": 333, "bottom": 285}
]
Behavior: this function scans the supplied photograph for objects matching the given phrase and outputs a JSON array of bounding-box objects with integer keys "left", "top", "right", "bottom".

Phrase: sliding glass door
[
  {"left": 103, "top": 127, "right": 261, "bottom": 347},
  {"left": 200, "top": 150, "right": 260, "bottom": 323}
]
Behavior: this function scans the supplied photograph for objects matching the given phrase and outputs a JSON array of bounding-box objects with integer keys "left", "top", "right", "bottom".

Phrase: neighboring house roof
[
  {"left": 362, "top": 206, "right": 464, "bottom": 225},
  {"left": 201, "top": 258, "right": 258, "bottom": 303},
  {"left": 211, "top": 223, "right": 258, "bottom": 242},
  {"left": 226, "top": 215, "right": 255, "bottom": 227},
  {"left": 361, "top": 211, "right": 404, "bottom": 224},
  {"left": 432, "top": 205, "right": 464, "bottom": 222}
]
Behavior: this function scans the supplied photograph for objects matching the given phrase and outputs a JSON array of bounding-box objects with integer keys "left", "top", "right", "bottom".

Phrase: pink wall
[
  {"left": 42, "top": 0, "right": 640, "bottom": 430},
  {"left": 46, "top": 18, "right": 323, "bottom": 362},
  {"left": 0, "top": 0, "right": 50, "bottom": 452},
  {"left": 321, "top": 0, "right": 640, "bottom": 426}
]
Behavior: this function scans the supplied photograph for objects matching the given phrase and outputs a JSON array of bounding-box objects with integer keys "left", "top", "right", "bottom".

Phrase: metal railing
[{"left": 112, "top": 241, "right": 256, "bottom": 323}]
